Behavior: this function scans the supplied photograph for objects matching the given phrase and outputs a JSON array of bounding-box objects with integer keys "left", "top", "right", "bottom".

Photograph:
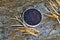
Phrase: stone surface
[{"left": 0, "top": 0, "right": 60, "bottom": 40}]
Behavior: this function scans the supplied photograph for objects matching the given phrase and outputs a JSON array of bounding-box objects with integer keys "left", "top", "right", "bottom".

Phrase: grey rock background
[{"left": 0, "top": 0, "right": 60, "bottom": 40}]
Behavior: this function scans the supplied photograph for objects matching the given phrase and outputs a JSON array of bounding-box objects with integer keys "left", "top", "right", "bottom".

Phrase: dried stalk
[
  {"left": 10, "top": 37, "right": 23, "bottom": 40},
  {"left": 56, "top": 0, "right": 60, "bottom": 6},
  {"left": 10, "top": 16, "right": 39, "bottom": 37},
  {"left": 44, "top": 0, "right": 60, "bottom": 23}
]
